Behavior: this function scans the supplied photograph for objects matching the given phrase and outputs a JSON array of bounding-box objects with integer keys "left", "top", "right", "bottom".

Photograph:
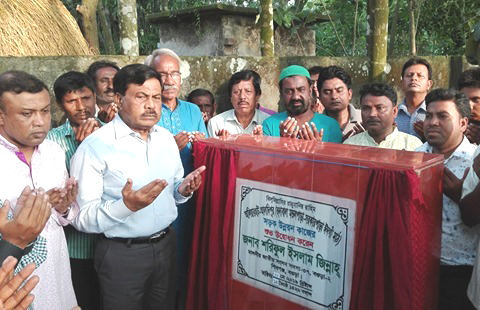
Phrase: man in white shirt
[
  {"left": 416, "top": 88, "right": 477, "bottom": 310},
  {"left": 0, "top": 70, "right": 78, "bottom": 309},
  {"left": 207, "top": 70, "right": 269, "bottom": 137},
  {"left": 70, "top": 64, "right": 205, "bottom": 310},
  {"left": 344, "top": 82, "right": 422, "bottom": 150},
  {"left": 460, "top": 145, "right": 480, "bottom": 309}
]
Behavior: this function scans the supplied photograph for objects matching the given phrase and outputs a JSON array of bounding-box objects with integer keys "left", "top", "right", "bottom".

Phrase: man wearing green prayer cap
[{"left": 262, "top": 65, "right": 342, "bottom": 142}]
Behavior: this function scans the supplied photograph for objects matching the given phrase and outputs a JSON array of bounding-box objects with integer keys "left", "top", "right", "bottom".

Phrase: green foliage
[
  {"left": 414, "top": 0, "right": 479, "bottom": 56},
  {"left": 313, "top": 0, "right": 368, "bottom": 57},
  {"left": 61, "top": 0, "right": 480, "bottom": 56},
  {"left": 313, "top": 0, "right": 480, "bottom": 57}
]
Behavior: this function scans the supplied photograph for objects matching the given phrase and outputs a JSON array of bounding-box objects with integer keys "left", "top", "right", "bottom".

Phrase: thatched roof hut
[{"left": 0, "top": 0, "right": 95, "bottom": 56}]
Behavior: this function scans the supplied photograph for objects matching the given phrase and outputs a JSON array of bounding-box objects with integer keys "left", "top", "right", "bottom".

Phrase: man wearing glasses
[{"left": 145, "top": 48, "right": 207, "bottom": 308}]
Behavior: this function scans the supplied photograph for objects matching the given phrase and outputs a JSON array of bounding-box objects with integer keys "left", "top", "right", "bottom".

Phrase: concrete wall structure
[
  {"left": 152, "top": 13, "right": 261, "bottom": 57},
  {"left": 146, "top": 4, "right": 317, "bottom": 57},
  {"left": 0, "top": 55, "right": 472, "bottom": 126},
  {"left": 147, "top": 5, "right": 261, "bottom": 57}
]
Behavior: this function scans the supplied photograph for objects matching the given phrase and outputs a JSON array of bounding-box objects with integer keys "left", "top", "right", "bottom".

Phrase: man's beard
[{"left": 286, "top": 99, "right": 309, "bottom": 116}]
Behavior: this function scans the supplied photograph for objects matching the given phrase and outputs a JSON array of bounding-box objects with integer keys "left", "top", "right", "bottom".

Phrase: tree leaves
[{"left": 60, "top": 0, "right": 480, "bottom": 56}]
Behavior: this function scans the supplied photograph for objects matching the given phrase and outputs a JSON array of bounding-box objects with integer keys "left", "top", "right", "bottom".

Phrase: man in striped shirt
[
  {"left": 395, "top": 57, "right": 433, "bottom": 141},
  {"left": 47, "top": 71, "right": 101, "bottom": 310}
]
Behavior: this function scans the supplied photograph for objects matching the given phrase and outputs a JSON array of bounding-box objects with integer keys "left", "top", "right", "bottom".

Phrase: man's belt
[{"left": 106, "top": 226, "right": 170, "bottom": 245}]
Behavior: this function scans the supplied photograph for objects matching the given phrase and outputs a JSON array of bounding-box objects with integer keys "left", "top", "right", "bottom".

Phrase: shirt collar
[
  {"left": 419, "top": 136, "right": 473, "bottom": 162},
  {"left": 347, "top": 104, "right": 362, "bottom": 122},
  {"left": 113, "top": 114, "right": 159, "bottom": 140},
  {"left": 0, "top": 134, "right": 20, "bottom": 153},
  {"left": 0, "top": 132, "right": 41, "bottom": 155},
  {"left": 398, "top": 98, "right": 426, "bottom": 114},
  {"left": 62, "top": 119, "right": 75, "bottom": 137},
  {"left": 226, "top": 109, "right": 261, "bottom": 126},
  {"left": 162, "top": 99, "right": 182, "bottom": 112},
  {"left": 364, "top": 127, "right": 399, "bottom": 145},
  {"left": 224, "top": 109, "right": 237, "bottom": 122},
  {"left": 383, "top": 127, "right": 400, "bottom": 142},
  {"left": 324, "top": 104, "right": 360, "bottom": 122},
  {"left": 448, "top": 136, "right": 474, "bottom": 161}
]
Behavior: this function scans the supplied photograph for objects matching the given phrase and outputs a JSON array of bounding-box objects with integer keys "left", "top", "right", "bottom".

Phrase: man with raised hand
[
  {"left": 47, "top": 71, "right": 101, "bottom": 310},
  {"left": 460, "top": 143, "right": 480, "bottom": 309},
  {"left": 458, "top": 69, "right": 480, "bottom": 310},
  {"left": 0, "top": 186, "right": 50, "bottom": 266},
  {"left": 263, "top": 65, "right": 342, "bottom": 143},
  {"left": 145, "top": 48, "right": 207, "bottom": 171},
  {"left": 70, "top": 64, "right": 205, "bottom": 310},
  {"left": 416, "top": 88, "right": 477, "bottom": 310},
  {"left": 208, "top": 70, "right": 269, "bottom": 137},
  {"left": 317, "top": 66, "right": 363, "bottom": 141},
  {"left": 0, "top": 70, "right": 78, "bottom": 309},
  {"left": 308, "top": 65, "right": 324, "bottom": 113},
  {"left": 187, "top": 88, "right": 216, "bottom": 125},
  {"left": 146, "top": 49, "right": 207, "bottom": 304},
  {"left": 396, "top": 57, "right": 433, "bottom": 140},
  {"left": 86, "top": 60, "right": 120, "bottom": 123},
  {"left": 0, "top": 256, "right": 38, "bottom": 310}
]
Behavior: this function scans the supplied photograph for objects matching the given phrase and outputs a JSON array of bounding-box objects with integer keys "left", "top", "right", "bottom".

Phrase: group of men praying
[{"left": 0, "top": 47, "right": 480, "bottom": 310}]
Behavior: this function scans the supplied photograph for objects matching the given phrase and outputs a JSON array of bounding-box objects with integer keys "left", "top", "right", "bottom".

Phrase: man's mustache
[
  {"left": 163, "top": 85, "right": 178, "bottom": 91},
  {"left": 289, "top": 99, "right": 305, "bottom": 105}
]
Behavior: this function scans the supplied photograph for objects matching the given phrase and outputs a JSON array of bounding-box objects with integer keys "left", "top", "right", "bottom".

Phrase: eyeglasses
[{"left": 159, "top": 72, "right": 181, "bottom": 80}]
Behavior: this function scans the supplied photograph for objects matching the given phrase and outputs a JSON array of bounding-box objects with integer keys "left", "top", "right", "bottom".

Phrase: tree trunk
[
  {"left": 408, "top": 0, "right": 416, "bottom": 55},
  {"left": 97, "top": 0, "right": 115, "bottom": 54},
  {"left": 77, "top": 0, "right": 100, "bottom": 53},
  {"left": 260, "top": 0, "right": 274, "bottom": 57},
  {"left": 366, "top": 0, "right": 373, "bottom": 58},
  {"left": 352, "top": 0, "right": 359, "bottom": 55},
  {"left": 369, "top": 0, "right": 389, "bottom": 81},
  {"left": 118, "top": 0, "right": 139, "bottom": 56},
  {"left": 387, "top": 0, "right": 400, "bottom": 57}
]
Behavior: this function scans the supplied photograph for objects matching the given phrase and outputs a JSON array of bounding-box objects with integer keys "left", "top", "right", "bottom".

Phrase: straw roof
[{"left": 0, "top": 0, "right": 95, "bottom": 56}]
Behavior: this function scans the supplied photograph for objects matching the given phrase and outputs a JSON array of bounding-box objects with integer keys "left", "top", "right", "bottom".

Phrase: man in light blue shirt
[
  {"left": 145, "top": 48, "right": 207, "bottom": 172},
  {"left": 146, "top": 48, "right": 207, "bottom": 304},
  {"left": 70, "top": 64, "right": 205, "bottom": 310},
  {"left": 395, "top": 57, "right": 433, "bottom": 141}
]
